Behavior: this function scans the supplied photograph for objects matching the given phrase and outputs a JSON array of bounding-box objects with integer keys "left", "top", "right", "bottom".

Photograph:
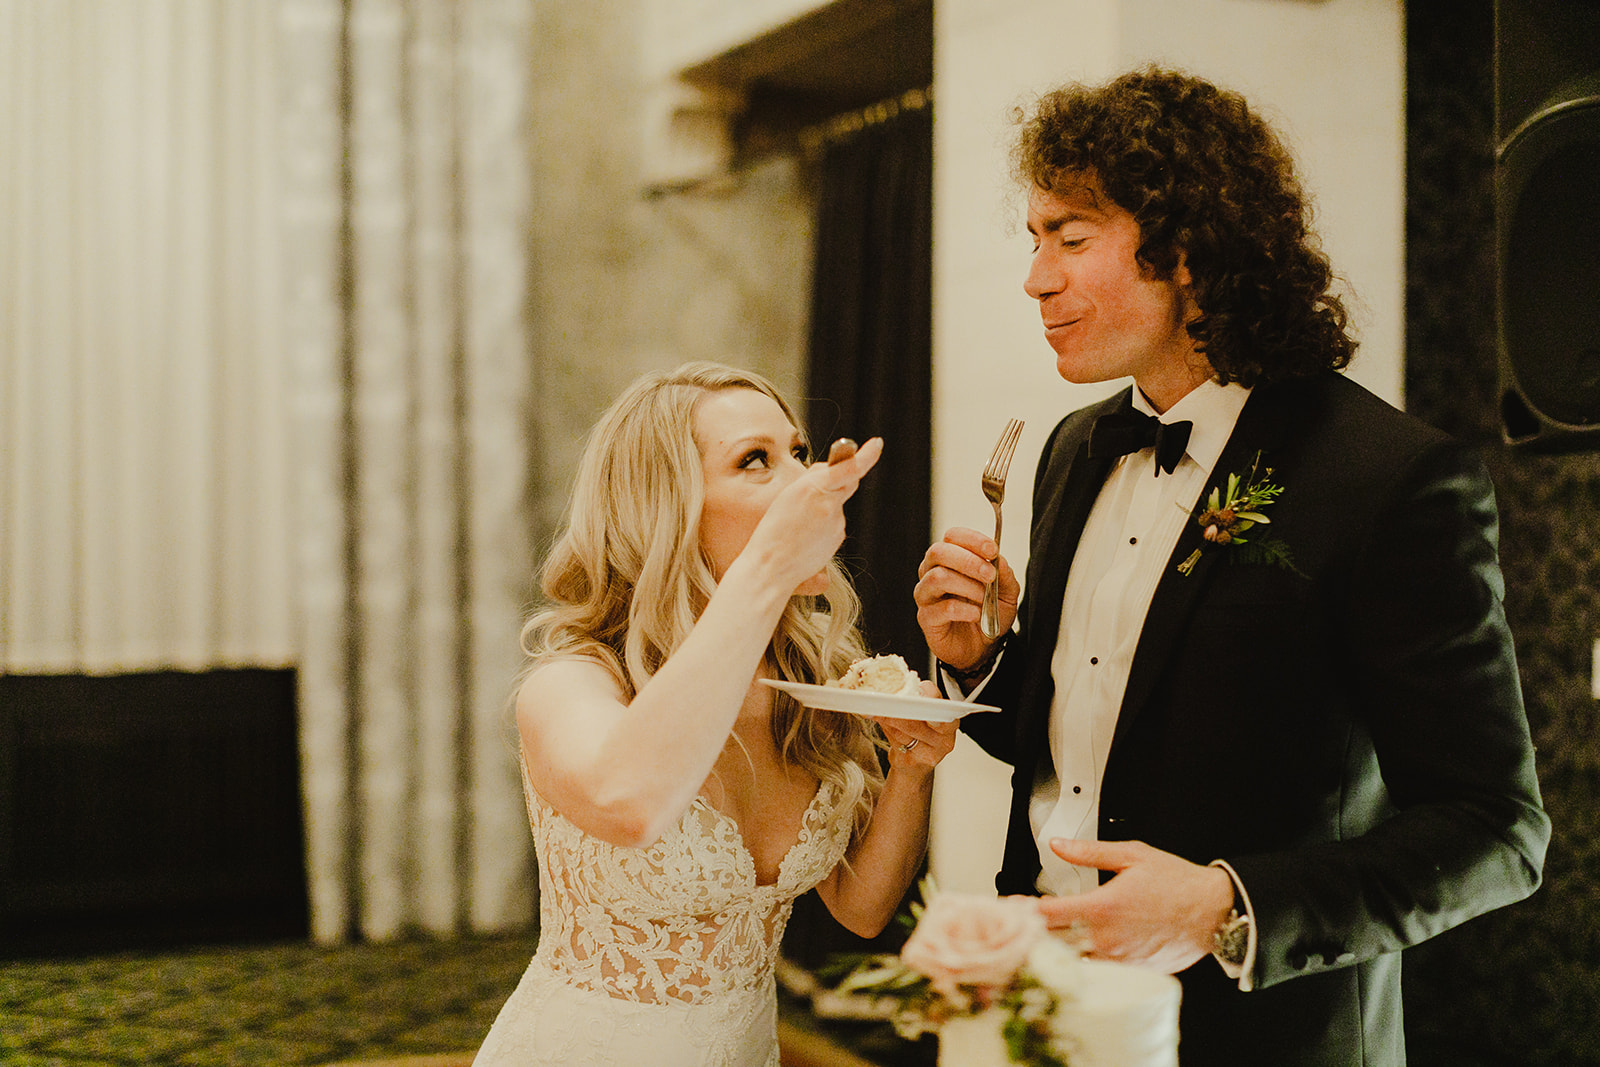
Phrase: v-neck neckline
[{"left": 693, "top": 780, "right": 831, "bottom": 889}]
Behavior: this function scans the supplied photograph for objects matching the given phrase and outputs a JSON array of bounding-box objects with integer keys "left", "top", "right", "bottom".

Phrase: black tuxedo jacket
[{"left": 960, "top": 372, "right": 1549, "bottom": 1066}]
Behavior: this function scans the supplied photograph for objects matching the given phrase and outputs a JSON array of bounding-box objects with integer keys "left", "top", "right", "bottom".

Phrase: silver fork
[{"left": 979, "top": 418, "right": 1024, "bottom": 640}]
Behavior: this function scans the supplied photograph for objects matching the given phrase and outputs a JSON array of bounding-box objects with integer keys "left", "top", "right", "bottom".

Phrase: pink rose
[{"left": 899, "top": 893, "right": 1046, "bottom": 994}]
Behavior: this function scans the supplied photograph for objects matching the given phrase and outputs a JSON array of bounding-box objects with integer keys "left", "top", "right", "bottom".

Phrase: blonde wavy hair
[{"left": 521, "top": 361, "right": 885, "bottom": 839}]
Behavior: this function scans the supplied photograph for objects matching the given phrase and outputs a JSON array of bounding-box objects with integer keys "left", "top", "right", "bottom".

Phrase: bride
[{"left": 474, "top": 362, "right": 959, "bottom": 1067}]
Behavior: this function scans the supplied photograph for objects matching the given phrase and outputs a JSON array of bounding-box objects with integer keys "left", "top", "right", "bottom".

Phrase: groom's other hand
[
  {"left": 1038, "top": 838, "right": 1235, "bottom": 975},
  {"left": 914, "top": 526, "right": 1020, "bottom": 670}
]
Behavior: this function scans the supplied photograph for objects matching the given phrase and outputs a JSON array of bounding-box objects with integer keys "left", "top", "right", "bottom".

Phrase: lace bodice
[{"left": 523, "top": 765, "right": 854, "bottom": 1006}]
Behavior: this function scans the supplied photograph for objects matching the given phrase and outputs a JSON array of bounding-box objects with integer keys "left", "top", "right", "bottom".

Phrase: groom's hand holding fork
[{"left": 913, "top": 526, "right": 1022, "bottom": 673}]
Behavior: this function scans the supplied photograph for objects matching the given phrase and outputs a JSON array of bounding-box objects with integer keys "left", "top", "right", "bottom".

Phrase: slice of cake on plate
[{"left": 828, "top": 653, "right": 923, "bottom": 696}]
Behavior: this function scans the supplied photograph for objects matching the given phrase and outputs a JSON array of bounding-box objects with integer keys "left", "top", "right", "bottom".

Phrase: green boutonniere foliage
[{"left": 1177, "top": 451, "right": 1305, "bottom": 577}]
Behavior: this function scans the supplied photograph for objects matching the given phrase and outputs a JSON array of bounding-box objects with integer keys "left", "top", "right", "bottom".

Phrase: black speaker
[{"left": 1494, "top": 0, "right": 1600, "bottom": 451}]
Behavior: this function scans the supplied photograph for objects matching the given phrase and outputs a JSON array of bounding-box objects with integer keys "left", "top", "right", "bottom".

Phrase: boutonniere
[{"left": 1176, "top": 451, "right": 1305, "bottom": 577}]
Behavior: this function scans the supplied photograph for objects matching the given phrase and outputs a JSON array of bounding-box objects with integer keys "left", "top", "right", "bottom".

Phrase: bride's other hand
[{"left": 874, "top": 682, "right": 960, "bottom": 771}]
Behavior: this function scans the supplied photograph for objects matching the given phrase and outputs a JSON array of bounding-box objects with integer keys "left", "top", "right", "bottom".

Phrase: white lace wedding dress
[{"left": 474, "top": 762, "right": 855, "bottom": 1067}]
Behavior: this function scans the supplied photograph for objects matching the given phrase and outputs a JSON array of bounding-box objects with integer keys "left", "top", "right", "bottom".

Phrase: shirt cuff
[
  {"left": 937, "top": 646, "right": 1004, "bottom": 702},
  {"left": 1208, "top": 859, "right": 1257, "bottom": 992}
]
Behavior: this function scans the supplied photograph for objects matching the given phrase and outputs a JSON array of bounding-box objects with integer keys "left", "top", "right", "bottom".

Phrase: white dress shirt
[{"left": 1030, "top": 379, "right": 1251, "bottom": 896}]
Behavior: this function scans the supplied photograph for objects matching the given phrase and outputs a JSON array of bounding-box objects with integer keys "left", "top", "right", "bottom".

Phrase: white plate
[{"left": 758, "top": 678, "right": 997, "bottom": 722}]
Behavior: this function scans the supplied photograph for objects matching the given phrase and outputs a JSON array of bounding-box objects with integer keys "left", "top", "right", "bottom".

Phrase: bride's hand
[
  {"left": 739, "top": 437, "right": 884, "bottom": 592},
  {"left": 874, "top": 682, "right": 960, "bottom": 771}
]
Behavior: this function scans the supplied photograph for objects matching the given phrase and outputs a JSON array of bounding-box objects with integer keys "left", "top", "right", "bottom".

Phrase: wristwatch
[{"left": 1213, "top": 908, "right": 1250, "bottom": 967}]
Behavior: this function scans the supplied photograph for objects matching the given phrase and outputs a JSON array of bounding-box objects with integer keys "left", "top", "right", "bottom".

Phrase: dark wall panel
[
  {"left": 0, "top": 669, "right": 308, "bottom": 957},
  {"left": 1406, "top": 3, "right": 1600, "bottom": 1063}
]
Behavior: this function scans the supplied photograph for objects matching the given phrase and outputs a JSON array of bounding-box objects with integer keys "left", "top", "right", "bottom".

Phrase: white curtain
[
  {"left": 1, "top": 0, "right": 292, "bottom": 672},
  {"left": 2, "top": 0, "right": 537, "bottom": 943},
  {"left": 284, "top": 0, "right": 534, "bottom": 941}
]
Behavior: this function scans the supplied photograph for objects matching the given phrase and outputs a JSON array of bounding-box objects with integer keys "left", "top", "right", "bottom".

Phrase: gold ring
[{"left": 899, "top": 738, "right": 920, "bottom": 752}]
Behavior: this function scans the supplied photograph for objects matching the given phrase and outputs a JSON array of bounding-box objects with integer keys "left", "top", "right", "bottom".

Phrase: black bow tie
[{"left": 1088, "top": 408, "right": 1194, "bottom": 476}]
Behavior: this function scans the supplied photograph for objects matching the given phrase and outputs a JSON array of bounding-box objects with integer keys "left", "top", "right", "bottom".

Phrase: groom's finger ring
[{"left": 898, "top": 738, "right": 920, "bottom": 752}]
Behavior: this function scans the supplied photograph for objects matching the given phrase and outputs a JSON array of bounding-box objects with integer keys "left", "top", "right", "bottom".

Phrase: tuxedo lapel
[{"left": 1109, "top": 383, "right": 1300, "bottom": 754}]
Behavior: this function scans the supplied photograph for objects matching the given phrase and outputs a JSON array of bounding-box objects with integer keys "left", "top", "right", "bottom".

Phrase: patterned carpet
[
  {"left": 0, "top": 936, "right": 926, "bottom": 1067},
  {"left": 0, "top": 935, "right": 532, "bottom": 1067}
]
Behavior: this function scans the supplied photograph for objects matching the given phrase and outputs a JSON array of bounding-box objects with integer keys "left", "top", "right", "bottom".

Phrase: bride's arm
[
  {"left": 515, "top": 562, "right": 789, "bottom": 849},
  {"left": 813, "top": 711, "right": 959, "bottom": 937},
  {"left": 518, "top": 442, "right": 883, "bottom": 850}
]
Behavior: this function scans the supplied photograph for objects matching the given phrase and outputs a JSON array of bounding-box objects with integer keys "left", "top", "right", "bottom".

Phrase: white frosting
[
  {"left": 936, "top": 960, "right": 1180, "bottom": 1067},
  {"left": 830, "top": 654, "right": 922, "bottom": 696}
]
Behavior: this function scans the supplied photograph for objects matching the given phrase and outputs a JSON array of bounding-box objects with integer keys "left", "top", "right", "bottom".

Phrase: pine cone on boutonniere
[
  {"left": 1177, "top": 451, "right": 1306, "bottom": 577},
  {"left": 1195, "top": 505, "right": 1239, "bottom": 545}
]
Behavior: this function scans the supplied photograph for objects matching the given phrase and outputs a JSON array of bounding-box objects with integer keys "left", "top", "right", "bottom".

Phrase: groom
[{"left": 914, "top": 67, "right": 1549, "bottom": 1065}]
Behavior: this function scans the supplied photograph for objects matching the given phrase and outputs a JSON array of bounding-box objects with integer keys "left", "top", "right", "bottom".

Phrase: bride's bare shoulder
[{"left": 517, "top": 656, "right": 625, "bottom": 723}]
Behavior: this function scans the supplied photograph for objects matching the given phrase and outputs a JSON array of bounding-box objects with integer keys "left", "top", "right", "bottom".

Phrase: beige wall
[
  {"left": 928, "top": 0, "right": 1406, "bottom": 894},
  {"left": 531, "top": 0, "right": 815, "bottom": 554}
]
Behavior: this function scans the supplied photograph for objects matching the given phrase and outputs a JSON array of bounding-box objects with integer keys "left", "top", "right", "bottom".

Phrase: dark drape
[
  {"left": 782, "top": 103, "right": 936, "bottom": 1026},
  {"left": 805, "top": 101, "right": 934, "bottom": 673}
]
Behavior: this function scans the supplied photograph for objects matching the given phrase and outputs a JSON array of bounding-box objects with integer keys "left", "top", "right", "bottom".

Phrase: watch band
[{"left": 942, "top": 633, "right": 1008, "bottom": 686}]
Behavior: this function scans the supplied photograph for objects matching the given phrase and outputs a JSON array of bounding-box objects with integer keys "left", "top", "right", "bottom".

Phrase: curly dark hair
[{"left": 1012, "top": 66, "right": 1355, "bottom": 386}]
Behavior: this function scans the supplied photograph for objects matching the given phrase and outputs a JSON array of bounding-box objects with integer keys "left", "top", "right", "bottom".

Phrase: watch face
[{"left": 1214, "top": 911, "right": 1250, "bottom": 965}]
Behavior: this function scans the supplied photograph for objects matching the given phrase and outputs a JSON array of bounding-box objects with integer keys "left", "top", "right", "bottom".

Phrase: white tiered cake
[
  {"left": 847, "top": 890, "right": 1182, "bottom": 1067},
  {"left": 818, "top": 688, "right": 1182, "bottom": 1067},
  {"left": 936, "top": 958, "right": 1180, "bottom": 1067}
]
